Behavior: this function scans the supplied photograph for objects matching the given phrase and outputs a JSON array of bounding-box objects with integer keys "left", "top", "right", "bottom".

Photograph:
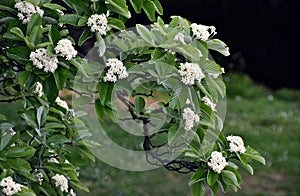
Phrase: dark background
[{"left": 129, "top": 0, "right": 299, "bottom": 90}]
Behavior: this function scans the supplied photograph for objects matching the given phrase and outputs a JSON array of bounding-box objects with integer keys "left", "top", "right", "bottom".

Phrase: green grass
[{"left": 78, "top": 73, "right": 300, "bottom": 196}]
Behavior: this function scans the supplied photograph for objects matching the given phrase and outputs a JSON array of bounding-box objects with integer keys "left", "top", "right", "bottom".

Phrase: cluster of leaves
[
  {"left": 0, "top": 0, "right": 162, "bottom": 195},
  {"left": 0, "top": 0, "right": 265, "bottom": 196}
]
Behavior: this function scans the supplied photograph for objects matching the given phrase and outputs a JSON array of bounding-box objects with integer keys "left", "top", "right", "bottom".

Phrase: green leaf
[
  {"left": 26, "top": 13, "right": 42, "bottom": 36},
  {"left": 62, "top": 0, "right": 90, "bottom": 14},
  {"left": 151, "top": 0, "right": 163, "bottom": 15},
  {"left": 167, "top": 123, "right": 182, "bottom": 146},
  {"left": 169, "top": 84, "right": 188, "bottom": 109},
  {"left": 78, "top": 28, "right": 93, "bottom": 47},
  {"left": 43, "top": 122, "right": 66, "bottom": 129},
  {"left": 26, "top": 0, "right": 40, "bottom": 6},
  {"left": 221, "top": 170, "right": 239, "bottom": 188},
  {"left": 208, "top": 183, "right": 219, "bottom": 196},
  {"left": 7, "top": 46, "right": 30, "bottom": 63},
  {"left": 43, "top": 3, "right": 66, "bottom": 11},
  {"left": 49, "top": 26, "right": 62, "bottom": 45},
  {"left": 134, "top": 97, "right": 145, "bottom": 113},
  {"left": 0, "top": 114, "right": 7, "bottom": 121},
  {"left": 150, "top": 47, "right": 165, "bottom": 62},
  {"left": 106, "top": 0, "right": 131, "bottom": 18},
  {"left": 18, "top": 71, "right": 31, "bottom": 87},
  {"left": 5, "top": 145, "right": 36, "bottom": 158},
  {"left": 37, "top": 106, "right": 47, "bottom": 129},
  {"left": 244, "top": 146, "right": 266, "bottom": 165},
  {"left": 69, "top": 180, "right": 89, "bottom": 192},
  {"left": 95, "top": 99, "right": 104, "bottom": 121},
  {"left": 189, "top": 168, "right": 207, "bottom": 186},
  {"left": 174, "top": 45, "right": 202, "bottom": 62},
  {"left": 95, "top": 32, "right": 106, "bottom": 57},
  {"left": 207, "top": 39, "right": 230, "bottom": 56},
  {"left": 0, "top": 122, "right": 14, "bottom": 130},
  {"left": 29, "top": 25, "right": 43, "bottom": 45},
  {"left": 70, "top": 58, "right": 89, "bottom": 78},
  {"left": 10, "top": 27, "right": 25, "bottom": 40},
  {"left": 0, "top": 5, "right": 17, "bottom": 14},
  {"left": 21, "top": 113, "right": 38, "bottom": 129},
  {"left": 108, "top": 17, "right": 126, "bottom": 30},
  {"left": 54, "top": 67, "right": 68, "bottom": 90},
  {"left": 129, "top": 0, "right": 143, "bottom": 13},
  {"left": 15, "top": 187, "right": 37, "bottom": 196},
  {"left": 78, "top": 16, "right": 88, "bottom": 26},
  {"left": 225, "top": 165, "right": 242, "bottom": 184},
  {"left": 142, "top": 0, "right": 156, "bottom": 21},
  {"left": 98, "top": 82, "right": 114, "bottom": 105},
  {"left": 43, "top": 75, "right": 59, "bottom": 103},
  {"left": 0, "top": 132, "right": 15, "bottom": 151},
  {"left": 190, "top": 181, "right": 205, "bottom": 196},
  {"left": 47, "top": 135, "right": 70, "bottom": 144},
  {"left": 7, "top": 158, "right": 32, "bottom": 172},
  {"left": 136, "top": 24, "right": 155, "bottom": 45},
  {"left": 207, "top": 169, "right": 219, "bottom": 186},
  {"left": 59, "top": 14, "right": 81, "bottom": 26}
]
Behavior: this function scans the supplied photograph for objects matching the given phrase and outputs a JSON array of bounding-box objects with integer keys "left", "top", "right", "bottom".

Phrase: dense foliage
[{"left": 0, "top": 0, "right": 265, "bottom": 195}]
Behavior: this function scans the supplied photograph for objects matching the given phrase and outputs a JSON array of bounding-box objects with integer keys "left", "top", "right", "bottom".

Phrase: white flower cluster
[
  {"left": 70, "top": 189, "right": 76, "bottom": 196},
  {"left": 207, "top": 151, "right": 228, "bottom": 174},
  {"left": 174, "top": 32, "right": 185, "bottom": 44},
  {"left": 103, "top": 58, "right": 128, "bottom": 83},
  {"left": 87, "top": 14, "right": 109, "bottom": 35},
  {"left": 3, "top": 128, "right": 16, "bottom": 136},
  {"left": 208, "top": 68, "right": 225, "bottom": 79},
  {"left": 178, "top": 62, "right": 205, "bottom": 85},
  {"left": 33, "top": 82, "right": 43, "bottom": 97},
  {"left": 201, "top": 96, "right": 216, "bottom": 111},
  {"left": 33, "top": 169, "right": 44, "bottom": 185},
  {"left": 54, "top": 39, "right": 77, "bottom": 60},
  {"left": 55, "top": 97, "right": 69, "bottom": 111},
  {"left": 15, "top": 1, "right": 44, "bottom": 24},
  {"left": 52, "top": 174, "right": 68, "bottom": 193},
  {"left": 182, "top": 107, "right": 199, "bottom": 131},
  {"left": 190, "top": 23, "right": 216, "bottom": 41},
  {"left": 0, "top": 177, "right": 22, "bottom": 195},
  {"left": 29, "top": 48, "right": 58, "bottom": 73},
  {"left": 226, "top": 135, "right": 246, "bottom": 154},
  {"left": 48, "top": 157, "right": 59, "bottom": 164}
]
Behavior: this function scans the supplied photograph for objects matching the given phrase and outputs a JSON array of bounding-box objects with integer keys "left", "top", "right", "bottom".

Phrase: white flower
[
  {"left": 226, "top": 135, "right": 246, "bottom": 154},
  {"left": 15, "top": 1, "right": 44, "bottom": 24},
  {"left": 207, "top": 151, "right": 228, "bottom": 174},
  {"left": 201, "top": 96, "right": 216, "bottom": 111},
  {"left": 48, "top": 157, "right": 59, "bottom": 164},
  {"left": 33, "top": 169, "right": 44, "bottom": 185},
  {"left": 190, "top": 23, "right": 216, "bottom": 41},
  {"left": 0, "top": 177, "right": 22, "bottom": 196},
  {"left": 69, "top": 189, "right": 76, "bottom": 196},
  {"left": 5, "top": 128, "right": 16, "bottom": 136},
  {"left": 55, "top": 39, "right": 77, "bottom": 60},
  {"left": 52, "top": 174, "right": 68, "bottom": 192},
  {"left": 174, "top": 32, "right": 185, "bottom": 44},
  {"left": 33, "top": 82, "right": 43, "bottom": 97},
  {"left": 178, "top": 62, "right": 205, "bottom": 85},
  {"left": 55, "top": 97, "right": 69, "bottom": 111},
  {"left": 182, "top": 107, "right": 199, "bottom": 131},
  {"left": 103, "top": 58, "right": 128, "bottom": 83},
  {"left": 87, "top": 14, "right": 109, "bottom": 35},
  {"left": 29, "top": 48, "right": 58, "bottom": 73}
]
